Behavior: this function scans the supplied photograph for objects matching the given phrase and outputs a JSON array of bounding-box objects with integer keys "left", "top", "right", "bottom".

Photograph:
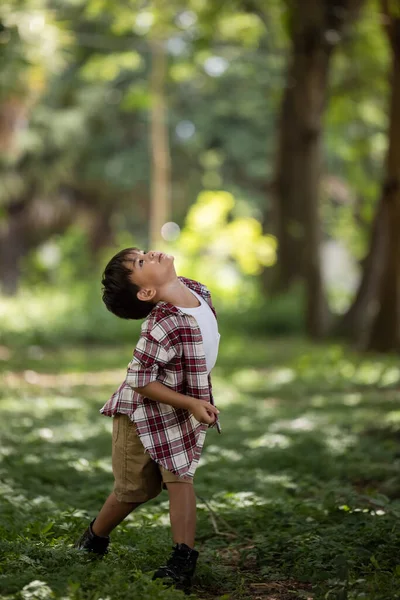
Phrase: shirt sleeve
[{"left": 126, "top": 329, "right": 177, "bottom": 389}]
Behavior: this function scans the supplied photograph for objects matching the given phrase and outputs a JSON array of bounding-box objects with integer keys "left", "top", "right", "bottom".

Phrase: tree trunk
[
  {"left": 271, "top": 0, "right": 365, "bottom": 337},
  {"left": 0, "top": 98, "right": 26, "bottom": 152},
  {"left": 0, "top": 202, "right": 27, "bottom": 295},
  {"left": 334, "top": 196, "right": 387, "bottom": 345},
  {"left": 367, "top": 11, "right": 400, "bottom": 352},
  {"left": 87, "top": 208, "right": 114, "bottom": 260},
  {"left": 149, "top": 39, "right": 171, "bottom": 249}
]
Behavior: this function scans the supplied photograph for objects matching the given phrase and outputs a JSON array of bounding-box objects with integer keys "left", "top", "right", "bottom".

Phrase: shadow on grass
[{"left": 2, "top": 338, "right": 400, "bottom": 599}]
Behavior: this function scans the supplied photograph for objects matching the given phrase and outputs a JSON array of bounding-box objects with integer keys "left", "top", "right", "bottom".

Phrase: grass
[{"left": 2, "top": 335, "right": 400, "bottom": 599}]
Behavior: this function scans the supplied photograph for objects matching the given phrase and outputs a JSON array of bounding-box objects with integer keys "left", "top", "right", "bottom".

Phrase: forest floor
[{"left": 2, "top": 336, "right": 400, "bottom": 600}]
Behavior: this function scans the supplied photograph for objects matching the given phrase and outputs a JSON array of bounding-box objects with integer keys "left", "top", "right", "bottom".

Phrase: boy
[{"left": 75, "top": 248, "right": 221, "bottom": 592}]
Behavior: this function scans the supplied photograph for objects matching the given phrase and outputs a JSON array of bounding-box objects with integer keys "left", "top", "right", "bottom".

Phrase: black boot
[
  {"left": 153, "top": 543, "right": 199, "bottom": 592},
  {"left": 74, "top": 519, "right": 109, "bottom": 556}
]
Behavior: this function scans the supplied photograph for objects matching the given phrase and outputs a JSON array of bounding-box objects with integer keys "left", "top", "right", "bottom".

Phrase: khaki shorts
[{"left": 112, "top": 414, "right": 192, "bottom": 503}]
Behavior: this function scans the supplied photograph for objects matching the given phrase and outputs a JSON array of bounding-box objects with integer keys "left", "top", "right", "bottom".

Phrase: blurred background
[
  {"left": 3, "top": 3, "right": 400, "bottom": 599},
  {"left": 0, "top": 0, "right": 398, "bottom": 352}
]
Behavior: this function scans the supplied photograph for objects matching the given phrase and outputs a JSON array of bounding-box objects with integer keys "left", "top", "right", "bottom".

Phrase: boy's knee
[{"left": 113, "top": 491, "right": 146, "bottom": 507}]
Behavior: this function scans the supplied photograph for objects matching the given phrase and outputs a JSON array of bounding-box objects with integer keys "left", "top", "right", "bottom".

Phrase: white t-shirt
[{"left": 177, "top": 289, "right": 220, "bottom": 374}]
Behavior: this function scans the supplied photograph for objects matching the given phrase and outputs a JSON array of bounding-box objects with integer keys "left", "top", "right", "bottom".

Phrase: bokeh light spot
[{"left": 161, "top": 222, "right": 181, "bottom": 242}]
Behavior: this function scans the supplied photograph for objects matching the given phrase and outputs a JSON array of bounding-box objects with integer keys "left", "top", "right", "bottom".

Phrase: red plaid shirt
[{"left": 101, "top": 277, "right": 218, "bottom": 478}]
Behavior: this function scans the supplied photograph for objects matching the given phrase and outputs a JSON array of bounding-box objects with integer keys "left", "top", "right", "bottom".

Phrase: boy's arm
[
  {"left": 132, "top": 381, "right": 219, "bottom": 425},
  {"left": 126, "top": 329, "right": 219, "bottom": 425}
]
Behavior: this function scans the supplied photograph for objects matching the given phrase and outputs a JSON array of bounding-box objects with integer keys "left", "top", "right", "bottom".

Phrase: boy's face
[{"left": 125, "top": 249, "right": 176, "bottom": 297}]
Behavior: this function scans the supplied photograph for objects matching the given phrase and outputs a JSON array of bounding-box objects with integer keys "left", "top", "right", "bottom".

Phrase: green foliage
[
  {"left": 80, "top": 52, "right": 144, "bottom": 82},
  {"left": 324, "top": 0, "right": 390, "bottom": 258},
  {"left": 0, "top": 1, "right": 60, "bottom": 101},
  {"left": 0, "top": 189, "right": 290, "bottom": 346},
  {"left": 0, "top": 196, "right": 302, "bottom": 348},
  {"left": 0, "top": 0, "right": 392, "bottom": 285},
  {"left": 220, "top": 285, "right": 304, "bottom": 336},
  {"left": 2, "top": 338, "right": 400, "bottom": 598},
  {"left": 170, "top": 190, "right": 277, "bottom": 307},
  {"left": 0, "top": 282, "right": 142, "bottom": 347},
  {"left": 21, "top": 227, "right": 90, "bottom": 288},
  {"left": 0, "top": 279, "right": 304, "bottom": 348}
]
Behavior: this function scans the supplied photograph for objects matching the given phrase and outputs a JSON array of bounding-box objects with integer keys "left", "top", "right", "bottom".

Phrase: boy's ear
[{"left": 137, "top": 287, "right": 157, "bottom": 302}]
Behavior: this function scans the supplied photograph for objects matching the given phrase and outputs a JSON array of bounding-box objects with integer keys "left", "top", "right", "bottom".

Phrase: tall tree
[
  {"left": 149, "top": 37, "right": 171, "bottom": 249},
  {"left": 366, "top": 0, "right": 400, "bottom": 351},
  {"left": 272, "top": 0, "right": 365, "bottom": 337}
]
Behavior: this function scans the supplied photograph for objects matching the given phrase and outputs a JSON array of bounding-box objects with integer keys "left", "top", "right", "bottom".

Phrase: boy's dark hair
[{"left": 101, "top": 247, "right": 154, "bottom": 320}]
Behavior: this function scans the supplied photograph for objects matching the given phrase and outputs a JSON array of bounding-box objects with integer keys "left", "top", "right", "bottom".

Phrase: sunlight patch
[
  {"left": 131, "top": 503, "right": 171, "bottom": 526},
  {"left": 254, "top": 471, "right": 297, "bottom": 490},
  {"left": 232, "top": 367, "right": 295, "bottom": 391},
  {"left": 3, "top": 369, "right": 124, "bottom": 390},
  {"left": 0, "top": 481, "right": 30, "bottom": 506},
  {"left": 211, "top": 378, "right": 240, "bottom": 405},
  {"left": 31, "top": 496, "right": 56, "bottom": 508},
  {"left": 23, "top": 455, "right": 41, "bottom": 465},
  {"left": 381, "top": 367, "right": 400, "bottom": 387},
  {"left": 64, "top": 509, "right": 90, "bottom": 519},
  {"left": 0, "top": 394, "right": 83, "bottom": 417},
  {"left": 354, "top": 362, "right": 385, "bottom": 385},
  {"left": 69, "top": 457, "right": 90, "bottom": 472},
  {"left": 95, "top": 459, "right": 113, "bottom": 473},
  {"left": 153, "top": 513, "right": 170, "bottom": 527},
  {"left": 21, "top": 580, "right": 53, "bottom": 600},
  {"left": 224, "top": 491, "right": 266, "bottom": 508},
  {"left": 342, "top": 393, "right": 362, "bottom": 406},
  {"left": 339, "top": 505, "right": 386, "bottom": 517},
  {"left": 201, "top": 445, "right": 242, "bottom": 464},
  {"left": 38, "top": 428, "right": 53, "bottom": 440},
  {"left": 267, "top": 368, "right": 296, "bottom": 386},
  {"left": 324, "top": 429, "right": 356, "bottom": 455},
  {"left": 338, "top": 361, "right": 356, "bottom": 379},
  {"left": 210, "top": 491, "right": 267, "bottom": 509},
  {"left": 384, "top": 411, "right": 400, "bottom": 424},
  {"left": 247, "top": 433, "right": 291, "bottom": 449},
  {"left": 0, "top": 445, "right": 14, "bottom": 457},
  {"left": 270, "top": 415, "right": 319, "bottom": 432},
  {"left": 232, "top": 369, "right": 265, "bottom": 390}
]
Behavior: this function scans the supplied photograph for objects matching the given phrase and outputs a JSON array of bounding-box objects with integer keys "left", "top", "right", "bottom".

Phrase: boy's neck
[{"left": 157, "top": 278, "right": 200, "bottom": 309}]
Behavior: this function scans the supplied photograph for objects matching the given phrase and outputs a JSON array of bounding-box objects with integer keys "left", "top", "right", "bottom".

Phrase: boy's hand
[
  {"left": 189, "top": 399, "right": 219, "bottom": 425},
  {"left": 133, "top": 382, "right": 220, "bottom": 426}
]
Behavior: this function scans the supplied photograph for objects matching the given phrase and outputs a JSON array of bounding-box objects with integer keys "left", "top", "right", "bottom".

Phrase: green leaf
[
  {"left": 370, "top": 555, "right": 380, "bottom": 569},
  {"left": 41, "top": 521, "right": 54, "bottom": 535}
]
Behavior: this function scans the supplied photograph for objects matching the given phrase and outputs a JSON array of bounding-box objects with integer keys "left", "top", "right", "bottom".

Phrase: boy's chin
[{"left": 165, "top": 255, "right": 176, "bottom": 270}]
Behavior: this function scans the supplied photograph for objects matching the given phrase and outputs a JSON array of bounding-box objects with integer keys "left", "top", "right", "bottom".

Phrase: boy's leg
[
  {"left": 75, "top": 494, "right": 141, "bottom": 555},
  {"left": 76, "top": 416, "right": 162, "bottom": 551},
  {"left": 153, "top": 481, "right": 198, "bottom": 590},
  {"left": 92, "top": 416, "right": 164, "bottom": 536},
  {"left": 91, "top": 492, "right": 142, "bottom": 537},
  {"left": 166, "top": 482, "right": 196, "bottom": 548}
]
